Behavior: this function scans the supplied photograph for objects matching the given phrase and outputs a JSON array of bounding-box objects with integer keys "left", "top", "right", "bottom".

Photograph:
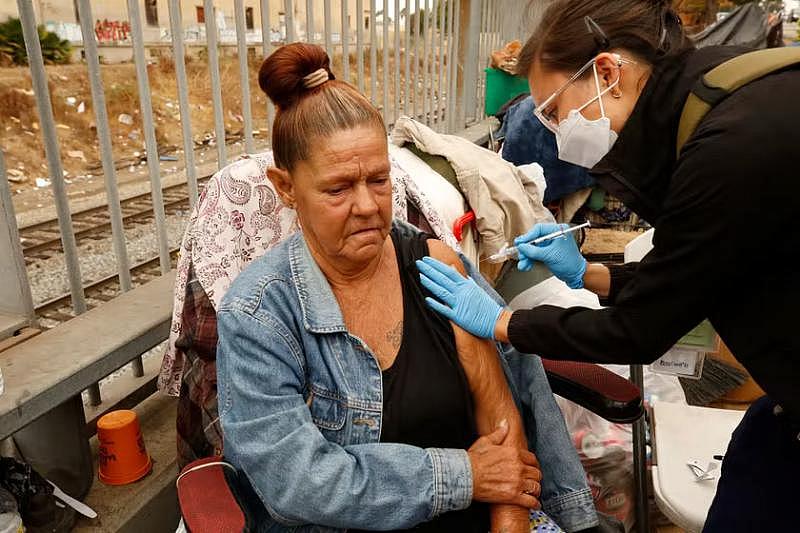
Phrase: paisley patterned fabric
[{"left": 158, "top": 149, "right": 460, "bottom": 396}]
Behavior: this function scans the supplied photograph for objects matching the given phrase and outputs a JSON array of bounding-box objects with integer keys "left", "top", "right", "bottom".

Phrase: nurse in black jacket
[{"left": 417, "top": 0, "right": 799, "bottom": 530}]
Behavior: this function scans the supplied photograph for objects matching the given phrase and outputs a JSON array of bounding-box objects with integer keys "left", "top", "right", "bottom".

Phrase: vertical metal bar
[
  {"left": 421, "top": 0, "right": 429, "bottom": 124},
  {"left": 306, "top": 0, "right": 314, "bottom": 42},
  {"left": 492, "top": 0, "right": 500, "bottom": 58},
  {"left": 235, "top": 0, "right": 255, "bottom": 154},
  {"left": 261, "top": 0, "right": 276, "bottom": 135},
  {"left": 77, "top": 0, "right": 132, "bottom": 294},
  {"left": 0, "top": 150, "right": 35, "bottom": 323},
  {"left": 435, "top": 0, "right": 445, "bottom": 129},
  {"left": 631, "top": 364, "right": 651, "bottom": 533},
  {"left": 16, "top": 0, "right": 86, "bottom": 316},
  {"left": 440, "top": 0, "right": 450, "bottom": 129},
  {"left": 168, "top": 0, "right": 200, "bottom": 206},
  {"left": 447, "top": 0, "right": 459, "bottom": 132},
  {"left": 357, "top": 0, "right": 365, "bottom": 92},
  {"left": 394, "top": 0, "right": 400, "bottom": 124},
  {"left": 382, "top": 0, "right": 389, "bottom": 124},
  {"left": 403, "top": 0, "right": 411, "bottom": 115},
  {"left": 324, "top": 0, "right": 333, "bottom": 57},
  {"left": 286, "top": 0, "right": 296, "bottom": 41},
  {"left": 461, "top": 0, "right": 480, "bottom": 124},
  {"left": 128, "top": 0, "right": 171, "bottom": 273},
  {"left": 341, "top": 0, "right": 350, "bottom": 83},
  {"left": 413, "top": 0, "right": 420, "bottom": 119},
  {"left": 369, "top": 0, "right": 377, "bottom": 104},
  {"left": 478, "top": 0, "right": 488, "bottom": 119},
  {"left": 80, "top": 0, "right": 144, "bottom": 384},
  {"left": 204, "top": 0, "right": 228, "bottom": 168},
  {"left": 430, "top": 0, "right": 438, "bottom": 125}
]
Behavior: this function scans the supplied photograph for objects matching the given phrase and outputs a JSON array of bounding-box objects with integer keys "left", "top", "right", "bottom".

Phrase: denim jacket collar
[{"left": 289, "top": 233, "right": 349, "bottom": 334}]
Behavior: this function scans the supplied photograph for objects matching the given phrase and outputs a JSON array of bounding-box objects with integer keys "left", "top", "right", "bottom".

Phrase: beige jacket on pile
[{"left": 391, "top": 117, "right": 554, "bottom": 260}]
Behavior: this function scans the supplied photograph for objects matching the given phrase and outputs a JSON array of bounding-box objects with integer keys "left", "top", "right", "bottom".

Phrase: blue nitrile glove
[
  {"left": 514, "top": 223, "right": 587, "bottom": 289},
  {"left": 416, "top": 256, "right": 503, "bottom": 340}
]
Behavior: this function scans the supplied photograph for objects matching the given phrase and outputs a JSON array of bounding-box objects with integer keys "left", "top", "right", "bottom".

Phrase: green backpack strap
[{"left": 676, "top": 47, "right": 800, "bottom": 156}]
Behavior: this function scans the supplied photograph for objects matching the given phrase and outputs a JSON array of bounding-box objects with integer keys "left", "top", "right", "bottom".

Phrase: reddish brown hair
[
  {"left": 518, "top": 0, "right": 693, "bottom": 78},
  {"left": 258, "top": 43, "right": 385, "bottom": 171}
]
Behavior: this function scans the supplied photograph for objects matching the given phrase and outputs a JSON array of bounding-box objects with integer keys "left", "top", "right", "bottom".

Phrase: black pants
[{"left": 703, "top": 396, "right": 800, "bottom": 532}]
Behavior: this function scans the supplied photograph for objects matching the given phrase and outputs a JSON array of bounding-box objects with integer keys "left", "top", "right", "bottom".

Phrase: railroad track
[
  {"left": 24, "top": 177, "right": 210, "bottom": 326},
  {"left": 20, "top": 176, "right": 209, "bottom": 262},
  {"left": 34, "top": 249, "right": 180, "bottom": 326}
]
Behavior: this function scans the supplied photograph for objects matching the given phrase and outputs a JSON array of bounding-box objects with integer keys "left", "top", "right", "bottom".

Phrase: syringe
[{"left": 483, "top": 221, "right": 591, "bottom": 264}]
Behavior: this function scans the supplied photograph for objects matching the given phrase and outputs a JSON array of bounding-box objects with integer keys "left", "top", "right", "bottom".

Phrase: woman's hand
[
  {"left": 514, "top": 223, "right": 587, "bottom": 289},
  {"left": 468, "top": 422, "right": 542, "bottom": 509},
  {"left": 416, "top": 257, "right": 503, "bottom": 340}
]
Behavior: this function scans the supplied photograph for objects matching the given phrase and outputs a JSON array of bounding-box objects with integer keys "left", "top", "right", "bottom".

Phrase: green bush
[{"left": 0, "top": 17, "right": 72, "bottom": 66}]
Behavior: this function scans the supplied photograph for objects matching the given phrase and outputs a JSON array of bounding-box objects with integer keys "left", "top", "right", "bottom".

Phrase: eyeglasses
[{"left": 533, "top": 54, "right": 635, "bottom": 134}]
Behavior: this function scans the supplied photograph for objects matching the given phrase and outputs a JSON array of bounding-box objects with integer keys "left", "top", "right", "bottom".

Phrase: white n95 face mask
[
  {"left": 555, "top": 62, "right": 619, "bottom": 168},
  {"left": 555, "top": 111, "right": 618, "bottom": 168}
]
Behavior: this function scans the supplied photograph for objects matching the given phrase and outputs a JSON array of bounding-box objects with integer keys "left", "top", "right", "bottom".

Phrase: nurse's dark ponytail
[{"left": 518, "top": 0, "right": 693, "bottom": 77}]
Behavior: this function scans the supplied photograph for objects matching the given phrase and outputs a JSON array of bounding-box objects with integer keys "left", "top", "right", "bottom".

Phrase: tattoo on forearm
[{"left": 386, "top": 321, "right": 403, "bottom": 349}]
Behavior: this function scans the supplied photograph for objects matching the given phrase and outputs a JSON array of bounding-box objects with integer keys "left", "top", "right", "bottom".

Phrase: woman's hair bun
[{"left": 258, "top": 43, "right": 336, "bottom": 109}]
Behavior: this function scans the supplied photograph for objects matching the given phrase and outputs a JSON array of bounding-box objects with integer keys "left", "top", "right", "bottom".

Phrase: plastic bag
[{"left": 556, "top": 397, "right": 636, "bottom": 531}]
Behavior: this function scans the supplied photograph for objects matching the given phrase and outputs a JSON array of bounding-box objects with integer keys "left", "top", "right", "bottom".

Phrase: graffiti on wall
[{"left": 95, "top": 19, "right": 131, "bottom": 43}]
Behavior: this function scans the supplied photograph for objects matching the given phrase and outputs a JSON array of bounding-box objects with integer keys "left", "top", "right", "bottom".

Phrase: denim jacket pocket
[{"left": 308, "top": 386, "right": 348, "bottom": 444}]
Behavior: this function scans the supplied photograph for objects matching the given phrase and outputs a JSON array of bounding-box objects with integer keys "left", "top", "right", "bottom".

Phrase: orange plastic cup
[{"left": 97, "top": 410, "right": 152, "bottom": 485}]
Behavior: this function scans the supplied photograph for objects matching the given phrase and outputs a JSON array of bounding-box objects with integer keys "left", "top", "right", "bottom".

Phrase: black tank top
[{"left": 353, "top": 230, "right": 489, "bottom": 532}]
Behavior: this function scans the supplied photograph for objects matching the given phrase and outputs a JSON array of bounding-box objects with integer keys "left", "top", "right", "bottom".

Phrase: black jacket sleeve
[
  {"left": 507, "top": 130, "right": 747, "bottom": 365},
  {"left": 607, "top": 263, "right": 638, "bottom": 305}
]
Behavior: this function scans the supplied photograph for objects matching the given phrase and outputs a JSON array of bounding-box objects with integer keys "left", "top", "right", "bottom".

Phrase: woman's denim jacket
[{"left": 217, "top": 222, "right": 597, "bottom": 532}]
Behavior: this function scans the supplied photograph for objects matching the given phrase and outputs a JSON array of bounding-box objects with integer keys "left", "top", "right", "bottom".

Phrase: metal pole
[
  {"left": 78, "top": 0, "right": 143, "bottom": 399},
  {"left": 421, "top": 0, "right": 430, "bottom": 125},
  {"left": 127, "top": 0, "right": 171, "bottom": 274},
  {"left": 428, "top": 0, "right": 439, "bottom": 126},
  {"left": 403, "top": 0, "right": 411, "bottom": 115},
  {"left": 436, "top": 0, "right": 445, "bottom": 130},
  {"left": 168, "top": 0, "right": 200, "bottom": 206},
  {"left": 357, "top": 0, "right": 364, "bottom": 93},
  {"left": 382, "top": 0, "right": 389, "bottom": 124},
  {"left": 478, "top": 0, "right": 488, "bottom": 119},
  {"left": 261, "top": 0, "right": 276, "bottom": 135},
  {"left": 342, "top": 0, "right": 350, "bottom": 83},
  {"left": 394, "top": 0, "right": 400, "bottom": 124},
  {"left": 439, "top": 0, "right": 446, "bottom": 129},
  {"left": 306, "top": 0, "right": 314, "bottom": 42},
  {"left": 77, "top": 0, "right": 132, "bottom": 294},
  {"left": 235, "top": 0, "right": 255, "bottom": 154},
  {"left": 17, "top": 0, "right": 86, "bottom": 316},
  {"left": 413, "top": 0, "right": 420, "bottom": 119},
  {"left": 631, "top": 364, "right": 651, "bottom": 533},
  {"left": 286, "top": 0, "right": 296, "bottom": 41},
  {"left": 369, "top": 0, "right": 377, "bottom": 104},
  {"left": 448, "top": 0, "right": 459, "bottom": 131},
  {"left": 462, "top": 0, "right": 481, "bottom": 124},
  {"left": 324, "top": 0, "right": 333, "bottom": 57},
  {"left": 204, "top": 0, "right": 228, "bottom": 168}
]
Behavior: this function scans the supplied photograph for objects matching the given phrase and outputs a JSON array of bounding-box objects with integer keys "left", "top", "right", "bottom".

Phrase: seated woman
[{"left": 217, "top": 43, "right": 598, "bottom": 532}]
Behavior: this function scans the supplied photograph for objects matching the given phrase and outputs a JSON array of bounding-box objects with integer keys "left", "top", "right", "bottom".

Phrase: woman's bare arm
[{"left": 428, "top": 240, "right": 538, "bottom": 533}]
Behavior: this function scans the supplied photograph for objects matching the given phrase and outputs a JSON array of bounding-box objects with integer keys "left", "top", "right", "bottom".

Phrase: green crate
[{"left": 484, "top": 68, "right": 530, "bottom": 116}]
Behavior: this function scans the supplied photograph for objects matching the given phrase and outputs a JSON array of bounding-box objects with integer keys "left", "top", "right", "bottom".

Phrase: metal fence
[{"left": 1, "top": 0, "right": 522, "bottom": 407}]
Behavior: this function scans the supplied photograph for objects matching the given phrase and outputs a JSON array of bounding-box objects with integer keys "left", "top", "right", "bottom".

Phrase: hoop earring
[{"left": 611, "top": 89, "right": 622, "bottom": 99}]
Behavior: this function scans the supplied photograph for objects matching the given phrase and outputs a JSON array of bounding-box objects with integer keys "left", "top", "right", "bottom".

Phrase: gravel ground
[{"left": 26, "top": 210, "right": 190, "bottom": 310}]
